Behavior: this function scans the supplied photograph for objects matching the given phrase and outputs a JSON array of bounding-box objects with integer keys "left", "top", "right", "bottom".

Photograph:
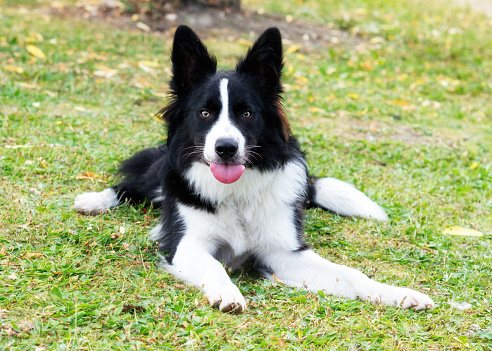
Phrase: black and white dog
[{"left": 74, "top": 25, "right": 434, "bottom": 312}]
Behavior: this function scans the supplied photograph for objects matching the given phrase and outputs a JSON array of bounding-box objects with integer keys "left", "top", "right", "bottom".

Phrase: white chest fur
[{"left": 180, "top": 161, "right": 308, "bottom": 260}]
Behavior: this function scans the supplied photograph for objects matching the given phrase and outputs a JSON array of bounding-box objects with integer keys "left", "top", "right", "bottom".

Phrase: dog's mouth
[{"left": 210, "top": 163, "right": 245, "bottom": 184}]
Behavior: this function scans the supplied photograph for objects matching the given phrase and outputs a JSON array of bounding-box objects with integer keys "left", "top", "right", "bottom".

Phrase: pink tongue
[{"left": 210, "top": 163, "right": 245, "bottom": 184}]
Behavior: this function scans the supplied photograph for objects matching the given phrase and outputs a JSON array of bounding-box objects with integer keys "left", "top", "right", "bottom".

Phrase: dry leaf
[
  {"left": 138, "top": 62, "right": 156, "bottom": 74},
  {"left": 76, "top": 172, "right": 98, "bottom": 179},
  {"left": 26, "top": 45, "right": 46, "bottom": 60},
  {"left": 389, "top": 100, "right": 411, "bottom": 107},
  {"left": 8, "top": 273, "right": 19, "bottom": 280},
  {"left": 15, "top": 82, "right": 40, "bottom": 89},
  {"left": 136, "top": 22, "right": 151, "bottom": 32},
  {"left": 4, "top": 65, "right": 24, "bottom": 73},
  {"left": 138, "top": 60, "right": 159, "bottom": 68},
  {"left": 24, "top": 252, "right": 44, "bottom": 259},
  {"left": 285, "top": 44, "right": 302, "bottom": 55},
  {"left": 443, "top": 226, "right": 483, "bottom": 237},
  {"left": 348, "top": 93, "right": 360, "bottom": 99},
  {"left": 0, "top": 246, "right": 6, "bottom": 255},
  {"left": 237, "top": 38, "right": 253, "bottom": 46}
]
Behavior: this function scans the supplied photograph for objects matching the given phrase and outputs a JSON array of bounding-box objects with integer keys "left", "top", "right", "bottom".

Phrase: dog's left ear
[{"left": 236, "top": 28, "right": 283, "bottom": 93}]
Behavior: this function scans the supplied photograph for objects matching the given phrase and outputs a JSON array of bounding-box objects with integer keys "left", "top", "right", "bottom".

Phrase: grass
[{"left": 1, "top": 0, "right": 491, "bottom": 349}]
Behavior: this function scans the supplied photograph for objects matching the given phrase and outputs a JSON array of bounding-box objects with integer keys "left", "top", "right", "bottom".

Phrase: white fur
[
  {"left": 203, "top": 79, "right": 246, "bottom": 163},
  {"left": 161, "top": 159, "right": 307, "bottom": 311},
  {"left": 262, "top": 249, "right": 434, "bottom": 310},
  {"left": 152, "top": 186, "right": 165, "bottom": 202},
  {"left": 73, "top": 188, "right": 119, "bottom": 215},
  {"left": 164, "top": 160, "right": 434, "bottom": 311},
  {"left": 149, "top": 223, "right": 163, "bottom": 241},
  {"left": 314, "top": 177, "right": 389, "bottom": 221}
]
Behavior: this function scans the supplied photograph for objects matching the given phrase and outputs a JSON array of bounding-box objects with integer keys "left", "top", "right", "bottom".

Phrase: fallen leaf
[
  {"left": 24, "top": 252, "right": 44, "bottom": 259},
  {"left": 348, "top": 93, "right": 360, "bottom": 99},
  {"left": 136, "top": 22, "right": 151, "bottom": 32},
  {"left": 138, "top": 62, "right": 156, "bottom": 74},
  {"left": 15, "top": 82, "right": 40, "bottom": 89},
  {"left": 285, "top": 44, "right": 302, "bottom": 55},
  {"left": 443, "top": 226, "right": 483, "bottom": 237},
  {"left": 0, "top": 246, "right": 6, "bottom": 255},
  {"left": 470, "top": 163, "right": 478, "bottom": 169},
  {"left": 8, "top": 273, "right": 19, "bottom": 280},
  {"left": 4, "top": 65, "right": 24, "bottom": 73},
  {"left": 138, "top": 60, "right": 159, "bottom": 68},
  {"left": 237, "top": 38, "right": 253, "bottom": 46},
  {"left": 360, "top": 61, "right": 374, "bottom": 70},
  {"left": 76, "top": 172, "right": 98, "bottom": 179},
  {"left": 389, "top": 100, "right": 411, "bottom": 107},
  {"left": 26, "top": 45, "right": 46, "bottom": 60}
]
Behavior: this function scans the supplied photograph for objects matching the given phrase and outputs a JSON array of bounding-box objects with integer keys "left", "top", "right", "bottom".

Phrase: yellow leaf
[
  {"left": 139, "top": 60, "right": 159, "bottom": 68},
  {"left": 295, "top": 53, "right": 306, "bottom": 61},
  {"left": 470, "top": 163, "right": 478, "bottom": 169},
  {"left": 285, "top": 44, "right": 302, "bottom": 55},
  {"left": 308, "top": 107, "right": 326, "bottom": 114},
  {"left": 443, "top": 226, "right": 483, "bottom": 237},
  {"left": 308, "top": 96, "right": 314, "bottom": 103},
  {"left": 389, "top": 100, "right": 411, "bottom": 107},
  {"left": 326, "top": 94, "right": 336, "bottom": 101},
  {"left": 348, "top": 93, "right": 360, "bottom": 99},
  {"left": 4, "top": 65, "right": 24, "bottom": 73},
  {"left": 74, "top": 106, "right": 86, "bottom": 112},
  {"left": 26, "top": 45, "right": 46, "bottom": 60},
  {"left": 237, "top": 38, "right": 253, "bottom": 46}
]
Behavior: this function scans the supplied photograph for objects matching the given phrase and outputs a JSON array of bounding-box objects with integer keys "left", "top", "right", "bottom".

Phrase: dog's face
[{"left": 161, "top": 26, "right": 292, "bottom": 183}]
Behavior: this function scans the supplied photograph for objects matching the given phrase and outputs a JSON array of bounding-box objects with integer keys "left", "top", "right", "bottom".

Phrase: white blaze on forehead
[{"left": 203, "top": 78, "right": 246, "bottom": 163}]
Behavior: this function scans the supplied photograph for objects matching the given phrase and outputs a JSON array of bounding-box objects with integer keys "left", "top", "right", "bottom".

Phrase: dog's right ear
[{"left": 170, "top": 25, "right": 217, "bottom": 95}]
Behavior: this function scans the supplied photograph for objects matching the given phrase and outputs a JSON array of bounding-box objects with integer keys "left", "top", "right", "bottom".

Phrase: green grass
[{"left": 1, "top": 0, "right": 491, "bottom": 349}]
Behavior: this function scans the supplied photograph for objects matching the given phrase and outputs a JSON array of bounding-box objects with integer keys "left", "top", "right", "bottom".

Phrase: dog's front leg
[
  {"left": 164, "top": 238, "right": 246, "bottom": 313},
  {"left": 262, "top": 249, "right": 434, "bottom": 310}
]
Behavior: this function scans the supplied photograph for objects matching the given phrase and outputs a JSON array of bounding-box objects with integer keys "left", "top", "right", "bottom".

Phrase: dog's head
[{"left": 160, "top": 25, "right": 292, "bottom": 184}]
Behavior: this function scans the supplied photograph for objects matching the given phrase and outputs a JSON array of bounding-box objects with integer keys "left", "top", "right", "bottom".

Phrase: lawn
[{"left": 1, "top": 0, "right": 491, "bottom": 349}]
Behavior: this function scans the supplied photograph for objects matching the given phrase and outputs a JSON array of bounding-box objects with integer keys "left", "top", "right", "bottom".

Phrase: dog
[{"left": 74, "top": 25, "right": 434, "bottom": 313}]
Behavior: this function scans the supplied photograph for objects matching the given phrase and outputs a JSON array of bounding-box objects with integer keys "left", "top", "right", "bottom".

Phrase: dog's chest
[{"left": 181, "top": 160, "right": 308, "bottom": 258}]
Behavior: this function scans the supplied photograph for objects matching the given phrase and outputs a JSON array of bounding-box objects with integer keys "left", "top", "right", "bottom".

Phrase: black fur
[{"left": 112, "top": 25, "right": 317, "bottom": 262}]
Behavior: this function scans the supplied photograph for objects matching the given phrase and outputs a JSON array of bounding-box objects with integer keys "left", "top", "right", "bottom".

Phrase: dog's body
[{"left": 74, "top": 26, "right": 434, "bottom": 312}]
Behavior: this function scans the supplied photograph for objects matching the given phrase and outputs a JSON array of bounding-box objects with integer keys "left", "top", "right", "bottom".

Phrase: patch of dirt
[{"left": 48, "top": 2, "right": 365, "bottom": 49}]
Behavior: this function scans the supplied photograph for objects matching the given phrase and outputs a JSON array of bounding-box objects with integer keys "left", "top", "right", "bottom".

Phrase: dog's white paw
[
  {"left": 204, "top": 284, "right": 246, "bottom": 313},
  {"left": 74, "top": 188, "right": 119, "bottom": 215},
  {"left": 362, "top": 285, "right": 434, "bottom": 310}
]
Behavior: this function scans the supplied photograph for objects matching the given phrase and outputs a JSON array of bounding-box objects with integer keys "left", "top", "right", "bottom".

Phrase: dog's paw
[
  {"left": 362, "top": 285, "right": 434, "bottom": 310},
  {"left": 205, "top": 284, "right": 246, "bottom": 313},
  {"left": 74, "top": 188, "right": 119, "bottom": 215}
]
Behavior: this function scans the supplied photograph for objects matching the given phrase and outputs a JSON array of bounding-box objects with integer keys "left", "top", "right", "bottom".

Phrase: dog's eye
[
  {"left": 200, "top": 110, "right": 210, "bottom": 118},
  {"left": 242, "top": 111, "right": 252, "bottom": 118}
]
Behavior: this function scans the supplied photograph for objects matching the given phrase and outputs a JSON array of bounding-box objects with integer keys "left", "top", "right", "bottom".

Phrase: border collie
[{"left": 74, "top": 25, "right": 434, "bottom": 313}]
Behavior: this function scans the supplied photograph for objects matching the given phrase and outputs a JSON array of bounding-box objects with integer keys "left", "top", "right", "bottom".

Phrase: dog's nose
[{"left": 215, "top": 138, "right": 238, "bottom": 160}]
